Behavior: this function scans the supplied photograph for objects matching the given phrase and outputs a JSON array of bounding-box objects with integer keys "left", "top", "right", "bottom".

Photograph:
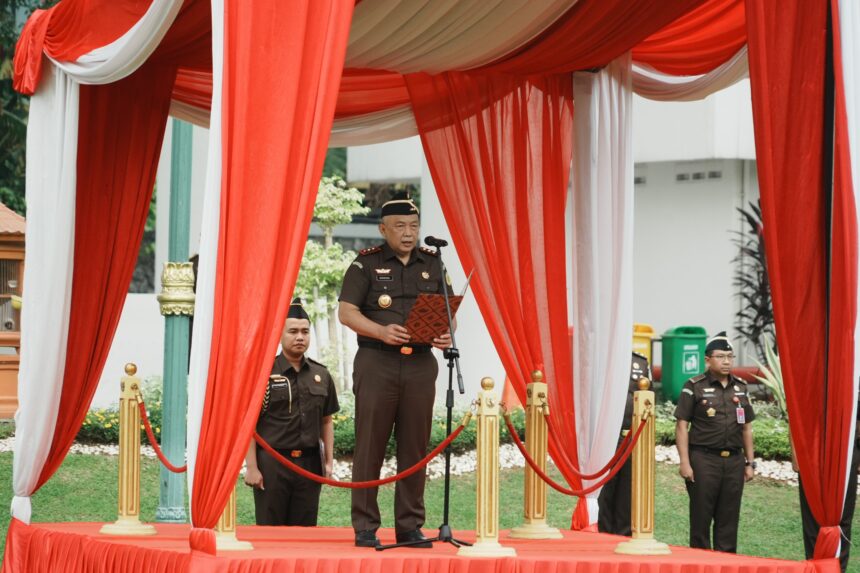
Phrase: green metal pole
[{"left": 155, "top": 119, "right": 193, "bottom": 522}]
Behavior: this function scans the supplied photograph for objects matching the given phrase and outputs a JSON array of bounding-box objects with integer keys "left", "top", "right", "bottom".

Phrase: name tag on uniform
[
  {"left": 375, "top": 275, "right": 393, "bottom": 281},
  {"left": 736, "top": 407, "right": 745, "bottom": 424}
]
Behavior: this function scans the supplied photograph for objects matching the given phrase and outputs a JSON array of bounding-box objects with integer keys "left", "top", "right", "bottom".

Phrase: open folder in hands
[{"left": 405, "top": 294, "right": 464, "bottom": 345}]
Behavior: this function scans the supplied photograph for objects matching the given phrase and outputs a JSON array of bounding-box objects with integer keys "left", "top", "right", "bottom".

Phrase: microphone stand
[{"left": 377, "top": 241, "right": 470, "bottom": 550}]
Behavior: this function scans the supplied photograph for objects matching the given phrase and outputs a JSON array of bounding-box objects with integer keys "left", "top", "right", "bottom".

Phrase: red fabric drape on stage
[
  {"left": 188, "top": 0, "right": 354, "bottom": 549},
  {"left": 479, "top": 0, "right": 709, "bottom": 74},
  {"left": 34, "top": 61, "right": 177, "bottom": 489},
  {"left": 13, "top": 0, "right": 156, "bottom": 94},
  {"left": 405, "top": 71, "right": 583, "bottom": 513},
  {"left": 632, "top": 0, "right": 746, "bottom": 75},
  {"left": 746, "top": 0, "right": 857, "bottom": 559}
]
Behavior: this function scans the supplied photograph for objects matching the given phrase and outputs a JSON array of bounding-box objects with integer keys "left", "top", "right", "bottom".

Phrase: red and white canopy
[{"left": 7, "top": 0, "right": 859, "bottom": 562}]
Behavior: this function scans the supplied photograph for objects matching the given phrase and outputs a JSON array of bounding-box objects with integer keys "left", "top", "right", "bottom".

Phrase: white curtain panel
[
  {"left": 346, "top": 0, "right": 576, "bottom": 73},
  {"left": 11, "top": 64, "right": 78, "bottom": 523},
  {"left": 49, "top": 0, "right": 183, "bottom": 84},
  {"left": 571, "top": 52, "right": 634, "bottom": 523},
  {"left": 11, "top": 0, "right": 184, "bottom": 524},
  {"left": 839, "top": 0, "right": 860, "bottom": 545},
  {"left": 632, "top": 46, "right": 749, "bottom": 102},
  {"left": 185, "top": 0, "right": 224, "bottom": 517}
]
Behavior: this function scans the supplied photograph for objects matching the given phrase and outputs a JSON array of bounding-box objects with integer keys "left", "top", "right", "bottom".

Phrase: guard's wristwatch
[{"left": 745, "top": 459, "right": 757, "bottom": 470}]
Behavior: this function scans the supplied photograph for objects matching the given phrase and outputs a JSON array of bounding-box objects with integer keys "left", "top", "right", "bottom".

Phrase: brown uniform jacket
[
  {"left": 674, "top": 371, "right": 755, "bottom": 450},
  {"left": 256, "top": 354, "right": 339, "bottom": 450},
  {"left": 338, "top": 242, "right": 451, "bottom": 344},
  {"left": 622, "top": 352, "right": 652, "bottom": 431}
]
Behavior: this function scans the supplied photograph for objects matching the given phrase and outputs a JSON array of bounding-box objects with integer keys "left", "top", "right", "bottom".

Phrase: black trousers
[
  {"left": 253, "top": 447, "right": 323, "bottom": 526},
  {"left": 351, "top": 348, "right": 437, "bottom": 533},
  {"left": 799, "top": 444, "right": 860, "bottom": 572},
  {"left": 685, "top": 449, "right": 745, "bottom": 552},
  {"left": 597, "top": 438, "right": 632, "bottom": 535}
]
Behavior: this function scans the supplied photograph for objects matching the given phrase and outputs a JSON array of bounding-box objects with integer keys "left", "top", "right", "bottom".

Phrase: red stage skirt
[{"left": 1, "top": 519, "right": 839, "bottom": 573}]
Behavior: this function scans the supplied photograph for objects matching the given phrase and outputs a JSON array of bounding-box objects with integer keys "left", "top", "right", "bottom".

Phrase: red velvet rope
[
  {"left": 137, "top": 400, "right": 188, "bottom": 473},
  {"left": 503, "top": 413, "right": 648, "bottom": 496},
  {"left": 254, "top": 422, "right": 466, "bottom": 489}
]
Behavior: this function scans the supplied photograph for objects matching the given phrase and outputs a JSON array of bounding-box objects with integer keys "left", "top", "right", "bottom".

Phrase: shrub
[{"left": 77, "top": 375, "right": 164, "bottom": 445}]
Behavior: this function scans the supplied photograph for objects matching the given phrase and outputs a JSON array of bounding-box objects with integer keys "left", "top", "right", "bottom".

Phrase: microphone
[{"left": 424, "top": 236, "right": 449, "bottom": 248}]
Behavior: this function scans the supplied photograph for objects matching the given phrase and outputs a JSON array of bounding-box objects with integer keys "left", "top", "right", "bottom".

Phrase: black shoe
[
  {"left": 395, "top": 528, "right": 432, "bottom": 548},
  {"left": 355, "top": 529, "right": 380, "bottom": 548}
]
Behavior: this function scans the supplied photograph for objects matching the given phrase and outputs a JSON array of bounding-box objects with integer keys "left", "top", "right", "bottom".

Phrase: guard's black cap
[
  {"left": 381, "top": 191, "right": 419, "bottom": 217},
  {"left": 287, "top": 297, "right": 310, "bottom": 321},
  {"left": 705, "top": 331, "right": 733, "bottom": 354}
]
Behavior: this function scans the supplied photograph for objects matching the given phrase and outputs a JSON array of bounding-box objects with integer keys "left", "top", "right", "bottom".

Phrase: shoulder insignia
[
  {"left": 419, "top": 246, "right": 439, "bottom": 257},
  {"left": 359, "top": 245, "right": 383, "bottom": 256},
  {"left": 690, "top": 374, "right": 707, "bottom": 384},
  {"left": 632, "top": 351, "right": 648, "bottom": 360},
  {"left": 306, "top": 357, "right": 329, "bottom": 370}
]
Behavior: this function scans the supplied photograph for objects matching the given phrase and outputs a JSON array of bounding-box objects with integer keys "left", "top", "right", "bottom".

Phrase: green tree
[{"left": 294, "top": 176, "right": 368, "bottom": 390}]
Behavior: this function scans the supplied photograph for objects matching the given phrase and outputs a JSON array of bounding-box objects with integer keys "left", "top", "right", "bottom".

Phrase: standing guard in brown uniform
[
  {"left": 244, "top": 298, "right": 339, "bottom": 526},
  {"left": 338, "top": 192, "right": 453, "bottom": 548},
  {"left": 597, "top": 352, "right": 652, "bottom": 535},
  {"left": 674, "top": 331, "right": 755, "bottom": 553}
]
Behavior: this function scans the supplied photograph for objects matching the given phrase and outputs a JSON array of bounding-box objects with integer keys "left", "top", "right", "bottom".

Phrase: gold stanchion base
[
  {"left": 614, "top": 536, "right": 672, "bottom": 555},
  {"left": 99, "top": 516, "right": 157, "bottom": 536},
  {"left": 458, "top": 541, "right": 517, "bottom": 557},
  {"left": 509, "top": 522, "right": 563, "bottom": 539},
  {"left": 215, "top": 532, "right": 254, "bottom": 551}
]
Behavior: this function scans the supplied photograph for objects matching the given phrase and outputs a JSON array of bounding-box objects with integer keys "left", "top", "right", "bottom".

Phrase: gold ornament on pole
[
  {"left": 157, "top": 262, "right": 196, "bottom": 316},
  {"left": 458, "top": 377, "right": 516, "bottom": 557},
  {"left": 215, "top": 482, "right": 253, "bottom": 551},
  {"left": 100, "top": 363, "right": 157, "bottom": 536},
  {"left": 510, "top": 370, "right": 562, "bottom": 539},
  {"left": 615, "top": 378, "right": 671, "bottom": 555}
]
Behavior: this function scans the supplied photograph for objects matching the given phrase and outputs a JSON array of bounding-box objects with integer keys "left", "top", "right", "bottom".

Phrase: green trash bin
[{"left": 661, "top": 326, "right": 707, "bottom": 401}]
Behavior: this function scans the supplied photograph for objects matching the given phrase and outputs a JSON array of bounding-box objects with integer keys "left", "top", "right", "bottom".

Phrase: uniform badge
[
  {"left": 422, "top": 271, "right": 430, "bottom": 279},
  {"left": 733, "top": 385, "right": 740, "bottom": 391},
  {"left": 314, "top": 374, "right": 322, "bottom": 383},
  {"left": 378, "top": 293, "right": 392, "bottom": 308},
  {"left": 706, "top": 407, "right": 716, "bottom": 417},
  {"left": 351, "top": 261, "right": 363, "bottom": 269},
  {"left": 375, "top": 268, "right": 391, "bottom": 275},
  {"left": 445, "top": 273, "right": 452, "bottom": 286}
]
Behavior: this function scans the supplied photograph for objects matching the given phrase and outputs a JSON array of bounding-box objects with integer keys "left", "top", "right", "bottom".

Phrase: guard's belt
[
  {"left": 358, "top": 341, "right": 432, "bottom": 354},
  {"left": 275, "top": 447, "right": 319, "bottom": 459},
  {"left": 690, "top": 445, "right": 741, "bottom": 457}
]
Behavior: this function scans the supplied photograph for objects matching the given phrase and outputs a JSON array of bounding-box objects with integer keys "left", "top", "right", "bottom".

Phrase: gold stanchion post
[
  {"left": 615, "top": 378, "right": 670, "bottom": 555},
  {"left": 215, "top": 482, "right": 253, "bottom": 551},
  {"left": 510, "top": 370, "right": 562, "bottom": 539},
  {"left": 100, "top": 364, "right": 157, "bottom": 536},
  {"left": 458, "top": 377, "right": 516, "bottom": 557}
]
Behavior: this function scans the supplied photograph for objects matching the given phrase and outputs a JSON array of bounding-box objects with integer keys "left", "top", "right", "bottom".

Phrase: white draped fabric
[
  {"left": 12, "top": 64, "right": 78, "bottom": 523},
  {"left": 170, "top": 102, "right": 419, "bottom": 147},
  {"left": 571, "top": 53, "right": 634, "bottom": 523},
  {"left": 185, "top": 0, "right": 224, "bottom": 514},
  {"left": 632, "top": 46, "right": 749, "bottom": 102},
  {"left": 839, "top": 0, "right": 860, "bottom": 528},
  {"left": 346, "top": 0, "right": 576, "bottom": 73},
  {"left": 10, "top": 0, "right": 184, "bottom": 523}
]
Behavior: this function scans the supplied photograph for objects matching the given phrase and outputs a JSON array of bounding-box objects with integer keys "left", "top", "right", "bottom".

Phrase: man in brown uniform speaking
[
  {"left": 338, "top": 192, "right": 452, "bottom": 548},
  {"left": 244, "top": 298, "right": 339, "bottom": 526},
  {"left": 675, "top": 331, "right": 755, "bottom": 553}
]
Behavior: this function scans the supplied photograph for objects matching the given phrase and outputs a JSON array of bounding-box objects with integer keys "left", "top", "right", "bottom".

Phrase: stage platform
[{"left": 1, "top": 520, "right": 838, "bottom": 573}]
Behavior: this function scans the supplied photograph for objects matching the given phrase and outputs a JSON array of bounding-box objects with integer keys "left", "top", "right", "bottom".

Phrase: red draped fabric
[
  {"left": 172, "top": 67, "right": 409, "bottom": 120},
  {"left": 746, "top": 0, "right": 857, "bottom": 559},
  {"left": 12, "top": 0, "right": 156, "bottom": 94},
  {"left": 34, "top": 61, "right": 176, "bottom": 489},
  {"left": 633, "top": 0, "right": 747, "bottom": 75},
  {"left": 188, "top": 0, "right": 354, "bottom": 549},
  {"left": 479, "top": 0, "right": 709, "bottom": 74},
  {"left": 405, "top": 71, "right": 582, "bottom": 506}
]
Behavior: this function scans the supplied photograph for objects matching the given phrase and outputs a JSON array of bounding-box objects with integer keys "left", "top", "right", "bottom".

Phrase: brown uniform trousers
[
  {"left": 686, "top": 449, "right": 745, "bottom": 552},
  {"left": 254, "top": 449, "right": 322, "bottom": 526},
  {"left": 351, "top": 347, "right": 438, "bottom": 533}
]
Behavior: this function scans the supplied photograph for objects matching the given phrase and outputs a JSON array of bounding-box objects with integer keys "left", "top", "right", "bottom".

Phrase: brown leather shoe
[{"left": 355, "top": 529, "right": 380, "bottom": 548}]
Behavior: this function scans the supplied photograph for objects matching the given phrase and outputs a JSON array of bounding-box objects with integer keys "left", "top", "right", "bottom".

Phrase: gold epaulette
[
  {"left": 690, "top": 374, "right": 707, "bottom": 384},
  {"left": 419, "top": 246, "right": 438, "bottom": 256},
  {"left": 359, "top": 245, "right": 383, "bottom": 256}
]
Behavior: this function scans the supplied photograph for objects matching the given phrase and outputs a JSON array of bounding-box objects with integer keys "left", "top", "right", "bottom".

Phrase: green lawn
[{"left": 0, "top": 452, "right": 854, "bottom": 570}]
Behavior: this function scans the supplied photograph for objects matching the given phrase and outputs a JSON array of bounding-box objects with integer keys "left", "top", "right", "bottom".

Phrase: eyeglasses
[{"left": 709, "top": 353, "right": 735, "bottom": 362}]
